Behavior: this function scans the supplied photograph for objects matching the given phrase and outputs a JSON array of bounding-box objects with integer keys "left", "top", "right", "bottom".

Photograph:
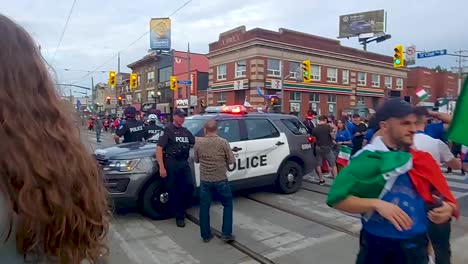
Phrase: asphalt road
[{"left": 80, "top": 128, "right": 468, "bottom": 264}]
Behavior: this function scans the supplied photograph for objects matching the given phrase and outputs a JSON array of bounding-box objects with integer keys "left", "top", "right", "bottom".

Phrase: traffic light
[
  {"left": 200, "top": 98, "right": 206, "bottom": 108},
  {"left": 117, "top": 96, "right": 123, "bottom": 106},
  {"left": 106, "top": 96, "right": 111, "bottom": 105},
  {"left": 130, "top": 73, "right": 138, "bottom": 89},
  {"left": 108, "top": 71, "right": 117, "bottom": 86},
  {"left": 393, "top": 45, "right": 404, "bottom": 68},
  {"left": 170, "top": 76, "right": 177, "bottom": 90},
  {"left": 302, "top": 60, "right": 311, "bottom": 82},
  {"left": 270, "top": 97, "right": 277, "bottom": 105}
]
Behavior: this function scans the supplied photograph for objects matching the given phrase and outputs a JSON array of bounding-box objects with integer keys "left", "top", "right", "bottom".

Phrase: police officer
[
  {"left": 156, "top": 108, "right": 195, "bottom": 227},
  {"left": 114, "top": 106, "right": 146, "bottom": 144},
  {"left": 144, "top": 114, "right": 164, "bottom": 139}
]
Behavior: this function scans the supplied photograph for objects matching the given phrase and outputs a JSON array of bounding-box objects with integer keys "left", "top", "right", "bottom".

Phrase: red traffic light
[{"left": 118, "top": 96, "right": 122, "bottom": 100}]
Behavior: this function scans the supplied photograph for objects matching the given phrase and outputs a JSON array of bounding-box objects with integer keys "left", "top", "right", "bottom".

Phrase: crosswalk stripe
[
  {"left": 445, "top": 174, "right": 468, "bottom": 181},
  {"left": 447, "top": 181, "right": 468, "bottom": 190}
]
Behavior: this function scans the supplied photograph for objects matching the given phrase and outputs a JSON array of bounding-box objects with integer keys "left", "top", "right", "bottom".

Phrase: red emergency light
[{"left": 220, "top": 105, "right": 247, "bottom": 114}]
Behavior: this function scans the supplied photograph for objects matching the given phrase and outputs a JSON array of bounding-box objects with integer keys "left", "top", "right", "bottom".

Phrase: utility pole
[
  {"left": 118, "top": 52, "right": 121, "bottom": 73},
  {"left": 280, "top": 59, "right": 285, "bottom": 113},
  {"left": 187, "top": 42, "right": 191, "bottom": 116},
  {"left": 91, "top": 77, "right": 96, "bottom": 113},
  {"left": 454, "top": 50, "right": 468, "bottom": 96}
]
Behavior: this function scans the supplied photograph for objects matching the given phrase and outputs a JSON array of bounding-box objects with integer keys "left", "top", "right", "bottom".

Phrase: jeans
[
  {"left": 95, "top": 128, "right": 101, "bottom": 142},
  {"left": 428, "top": 220, "right": 451, "bottom": 264},
  {"left": 356, "top": 229, "right": 428, "bottom": 264},
  {"left": 199, "top": 180, "right": 233, "bottom": 239}
]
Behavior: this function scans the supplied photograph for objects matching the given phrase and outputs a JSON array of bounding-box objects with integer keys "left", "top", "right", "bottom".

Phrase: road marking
[
  {"left": 445, "top": 174, "right": 467, "bottom": 181},
  {"left": 262, "top": 232, "right": 305, "bottom": 248},
  {"left": 109, "top": 224, "right": 146, "bottom": 264},
  {"left": 111, "top": 216, "right": 200, "bottom": 264},
  {"left": 263, "top": 232, "right": 346, "bottom": 260},
  {"left": 448, "top": 181, "right": 468, "bottom": 190}
]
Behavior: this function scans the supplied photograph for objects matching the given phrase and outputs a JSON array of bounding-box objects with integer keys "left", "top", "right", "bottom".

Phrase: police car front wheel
[
  {"left": 275, "top": 161, "right": 303, "bottom": 194},
  {"left": 139, "top": 179, "right": 172, "bottom": 220}
]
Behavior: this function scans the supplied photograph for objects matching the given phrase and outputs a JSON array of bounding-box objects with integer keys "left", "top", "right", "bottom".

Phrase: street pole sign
[
  {"left": 417, "top": 49, "right": 447, "bottom": 59},
  {"left": 406, "top": 45, "right": 416, "bottom": 65},
  {"left": 177, "top": 80, "right": 192, "bottom": 85}
]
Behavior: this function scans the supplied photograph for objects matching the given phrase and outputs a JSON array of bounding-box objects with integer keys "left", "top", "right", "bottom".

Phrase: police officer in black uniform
[
  {"left": 144, "top": 114, "right": 164, "bottom": 139},
  {"left": 156, "top": 108, "right": 195, "bottom": 227},
  {"left": 114, "top": 106, "right": 146, "bottom": 144}
]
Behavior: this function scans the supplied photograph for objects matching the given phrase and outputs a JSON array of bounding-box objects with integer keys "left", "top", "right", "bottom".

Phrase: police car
[{"left": 95, "top": 105, "right": 316, "bottom": 219}]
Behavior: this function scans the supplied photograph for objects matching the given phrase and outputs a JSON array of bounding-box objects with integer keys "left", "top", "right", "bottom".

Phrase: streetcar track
[{"left": 185, "top": 212, "right": 277, "bottom": 264}]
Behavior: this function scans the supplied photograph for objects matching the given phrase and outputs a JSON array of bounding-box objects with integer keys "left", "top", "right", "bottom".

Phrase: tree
[{"left": 433, "top": 65, "right": 449, "bottom": 72}]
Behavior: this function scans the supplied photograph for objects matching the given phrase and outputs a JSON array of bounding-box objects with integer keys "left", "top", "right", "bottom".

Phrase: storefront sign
[
  {"left": 221, "top": 34, "right": 240, "bottom": 46},
  {"left": 176, "top": 99, "right": 188, "bottom": 107}
]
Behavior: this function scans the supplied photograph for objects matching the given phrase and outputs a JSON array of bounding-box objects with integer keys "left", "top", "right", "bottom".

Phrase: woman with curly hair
[{"left": 0, "top": 14, "right": 110, "bottom": 263}]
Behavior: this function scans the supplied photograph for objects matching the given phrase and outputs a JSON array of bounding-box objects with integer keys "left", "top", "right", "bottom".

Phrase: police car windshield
[{"left": 183, "top": 119, "right": 208, "bottom": 136}]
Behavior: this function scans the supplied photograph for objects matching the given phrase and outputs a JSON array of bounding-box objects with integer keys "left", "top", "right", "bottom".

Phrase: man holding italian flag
[{"left": 327, "top": 98, "right": 459, "bottom": 264}]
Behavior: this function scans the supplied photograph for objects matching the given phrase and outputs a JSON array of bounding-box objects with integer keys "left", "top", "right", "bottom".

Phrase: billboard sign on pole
[
  {"left": 339, "top": 10, "right": 385, "bottom": 38},
  {"left": 150, "top": 18, "right": 171, "bottom": 50}
]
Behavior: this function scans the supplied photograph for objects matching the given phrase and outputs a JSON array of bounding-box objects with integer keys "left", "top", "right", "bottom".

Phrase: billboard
[
  {"left": 339, "top": 10, "right": 385, "bottom": 38},
  {"left": 150, "top": 18, "right": 171, "bottom": 50}
]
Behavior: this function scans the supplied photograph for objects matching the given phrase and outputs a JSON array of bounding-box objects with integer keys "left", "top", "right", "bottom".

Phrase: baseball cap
[
  {"left": 124, "top": 106, "right": 137, "bottom": 118},
  {"left": 173, "top": 108, "right": 186, "bottom": 117},
  {"left": 375, "top": 98, "right": 415, "bottom": 123}
]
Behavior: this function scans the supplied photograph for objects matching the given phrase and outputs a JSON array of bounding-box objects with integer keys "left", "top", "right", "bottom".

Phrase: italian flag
[
  {"left": 336, "top": 145, "right": 352, "bottom": 166},
  {"left": 327, "top": 145, "right": 459, "bottom": 218},
  {"left": 416, "top": 87, "right": 429, "bottom": 101},
  {"left": 448, "top": 76, "right": 468, "bottom": 145}
]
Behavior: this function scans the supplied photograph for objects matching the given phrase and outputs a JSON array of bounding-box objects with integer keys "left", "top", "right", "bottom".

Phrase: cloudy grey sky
[{"left": 2, "top": 0, "right": 467, "bottom": 93}]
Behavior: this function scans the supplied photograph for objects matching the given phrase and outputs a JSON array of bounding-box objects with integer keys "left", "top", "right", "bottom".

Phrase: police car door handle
[
  {"left": 275, "top": 141, "right": 285, "bottom": 146},
  {"left": 232, "top": 146, "right": 242, "bottom": 152}
]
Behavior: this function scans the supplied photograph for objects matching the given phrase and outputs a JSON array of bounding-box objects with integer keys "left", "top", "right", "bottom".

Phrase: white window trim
[
  {"left": 372, "top": 74, "right": 380, "bottom": 88},
  {"left": 312, "top": 65, "right": 321, "bottom": 81},
  {"left": 358, "top": 72, "right": 366, "bottom": 86},
  {"left": 396, "top": 78, "right": 403, "bottom": 90},
  {"left": 290, "top": 92, "right": 301, "bottom": 101},
  {"left": 327, "top": 94, "right": 337, "bottom": 103},
  {"left": 217, "top": 64, "right": 227, "bottom": 81},
  {"left": 385, "top": 76, "right": 392, "bottom": 89},
  {"left": 342, "top": 70, "right": 349, "bottom": 84},
  {"left": 289, "top": 62, "right": 300, "bottom": 80},
  {"left": 146, "top": 71, "right": 154, "bottom": 84},
  {"left": 235, "top": 61, "right": 246, "bottom": 78},
  {"left": 327, "top": 68, "right": 338, "bottom": 83},
  {"left": 267, "top": 59, "right": 281, "bottom": 77}
]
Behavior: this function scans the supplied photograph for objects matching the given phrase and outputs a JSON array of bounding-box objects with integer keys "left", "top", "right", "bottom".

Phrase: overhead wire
[
  {"left": 50, "top": 0, "right": 78, "bottom": 65},
  {"left": 70, "top": 0, "right": 193, "bottom": 85}
]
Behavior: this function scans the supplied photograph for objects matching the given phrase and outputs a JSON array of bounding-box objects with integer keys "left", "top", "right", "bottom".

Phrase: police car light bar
[{"left": 204, "top": 105, "right": 247, "bottom": 114}]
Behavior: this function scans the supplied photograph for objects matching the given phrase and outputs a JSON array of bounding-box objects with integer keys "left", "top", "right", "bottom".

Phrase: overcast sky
[{"left": 3, "top": 0, "right": 467, "bottom": 94}]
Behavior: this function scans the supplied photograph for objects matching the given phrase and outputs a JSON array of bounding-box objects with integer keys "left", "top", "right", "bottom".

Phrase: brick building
[
  {"left": 407, "top": 67, "right": 458, "bottom": 104},
  {"left": 207, "top": 26, "right": 408, "bottom": 118},
  {"left": 126, "top": 51, "right": 208, "bottom": 114}
]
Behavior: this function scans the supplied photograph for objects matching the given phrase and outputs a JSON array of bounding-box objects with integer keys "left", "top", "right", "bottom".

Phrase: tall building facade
[
  {"left": 207, "top": 26, "right": 408, "bottom": 117},
  {"left": 407, "top": 67, "right": 458, "bottom": 104}
]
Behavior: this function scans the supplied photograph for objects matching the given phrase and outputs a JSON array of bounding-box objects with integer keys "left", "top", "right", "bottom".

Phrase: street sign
[
  {"left": 177, "top": 80, "right": 192, "bottom": 85},
  {"left": 417, "top": 49, "right": 447, "bottom": 59},
  {"left": 406, "top": 45, "right": 416, "bottom": 65}
]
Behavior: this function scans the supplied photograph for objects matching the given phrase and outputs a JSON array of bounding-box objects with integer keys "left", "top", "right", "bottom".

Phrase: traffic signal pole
[{"left": 186, "top": 42, "right": 191, "bottom": 117}]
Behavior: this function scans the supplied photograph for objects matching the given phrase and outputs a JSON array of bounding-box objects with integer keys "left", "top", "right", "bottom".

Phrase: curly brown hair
[{"left": 0, "top": 14, "right": 109, "bottom": 263}]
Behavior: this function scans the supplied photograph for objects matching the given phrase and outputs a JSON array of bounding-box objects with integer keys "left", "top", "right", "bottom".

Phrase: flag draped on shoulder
[
  {"left": 448, "top": 76, "right": 468, "bottom": 145},
  {"left": 327, "top": 140, "right": 459, "bottom": 218}
]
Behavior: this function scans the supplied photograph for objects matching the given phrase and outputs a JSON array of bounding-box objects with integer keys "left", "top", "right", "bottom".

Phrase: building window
[
  {"left": 290, "top": 91, "right": 301, "bottom": 101},
  {"left": 289, "top": 61, "right": 300, "bottom": 80},
  {"left": 396, "top": 78, "right": 403, "bottom": 90},
  {"left": 357, "top": 96, "right": 365, "bottom": 105},
  {"left": 327, "top": 67, "right": 338, "bottom": 83},
  {"left": 327, "top": 94, "right": 337, "bottom": 116},
  {"left": 385, "top": 76, "right": 392, "bottom": 89},
  {"left": 136, "top": 92, "right": 142, "bottom": 102},
  {"left": 342, "top": 69, "right": 349, "bottom": 84},
  {"left": 217, "top": 64, "right": 227, "bottom": 80},
  {"left": 358, "top": 72, "right": 367, "bottom": 86},
  {"left": 267, "top": 59, "right": 281, "bottom": 76},
  {"left": 372, "top": 74, "right": 380, "bottom": 87},
  {"left": 235, "top": 60, "right": 246, "bottom": 78},
  {"left": 309, "top": 93, "right": 320, "bottom": 115},
  {"left": 217, "top": 92, "right": 227, "bottom": 105},
  {"left": 178, "top": 87, "right": 183, "bottom": 99},
  {"left": 158, "top": 67, "right": 172, "bottom": 83},
  {"left": 147, "top": 71, "right": 154, "bottom": 83},
  {"left": 327, "top": 94, "right": 337, "bottom": 103},
  {"left": 312, "top": 65, "right": 321, "bottom": 81}
]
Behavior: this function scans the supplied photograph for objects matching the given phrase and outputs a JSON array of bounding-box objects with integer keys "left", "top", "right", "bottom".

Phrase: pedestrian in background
[
  {"left": 95, "top": 116, "right": 103, "bottom": 143},
  {"left": 351, "top": 114, "right": 367, "bottom": 155},
  {"left": 311, "top": 115, "right": 337, "bottom": 184},
  {"left": 194, "top": 120, "right": 235, "bottom": 243},
  {"left": 0, "top": 14, "right": 109, "bottom": 263}
]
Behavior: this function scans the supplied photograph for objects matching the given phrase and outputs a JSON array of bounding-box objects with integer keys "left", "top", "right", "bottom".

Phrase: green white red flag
[
  {"left": 336, "top": 145, "right": 352, "bottom": 166},
  {"left": 416, "top": 87, "right": 429, "bottom": 101}
]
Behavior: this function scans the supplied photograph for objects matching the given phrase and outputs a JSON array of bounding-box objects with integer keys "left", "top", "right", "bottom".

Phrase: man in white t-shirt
[{"left": 412, "top": 107, "right": 460, "bottom": 264}]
